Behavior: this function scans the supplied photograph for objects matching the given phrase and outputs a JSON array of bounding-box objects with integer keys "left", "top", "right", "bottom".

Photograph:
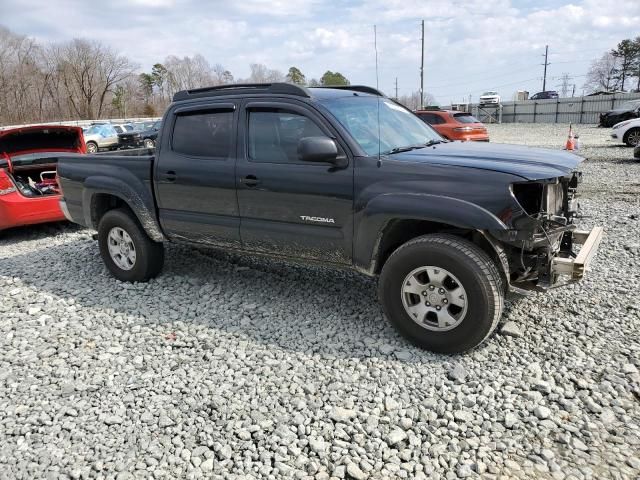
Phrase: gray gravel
[{"left": 1, "top": 123, "right": 639, "bottom": 479}]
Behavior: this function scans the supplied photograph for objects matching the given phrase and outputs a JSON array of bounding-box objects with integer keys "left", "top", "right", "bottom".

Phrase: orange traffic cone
[{"left": 565, "top": 124, "right": 575, "bottom": 151}]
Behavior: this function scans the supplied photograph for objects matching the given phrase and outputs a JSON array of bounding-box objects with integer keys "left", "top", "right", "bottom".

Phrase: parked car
[
  {"left": 118, "top": 121, "right": 161, "bottom": 149},
  {"left": 479, "top": 91, "right": 501, "bottom": 106},
  {"left": 113, "top": 124, "right": 134, "bottom": 134},
  {"left": 415, "top": 109, "right": 489, "bottom": 142},
  {"left": 634, "top": 144, "right": 640, "bottom": 159},
  {"left": 83, "top": 124, "right": 121, "bottom": 153},
  {"left": 57, "top": 83, "right": 602, "bottom": 354},
  {"left": 610, "top": 118, "right": 640, "bottom": 147},
  {"left": 530, "top": 91, "right": 559, "bottom": 100},
  {"left": 599, "top": 99, "right": 640, "bottom": 128},
  {"left": 0, "top": 125, "right": 86, "bottom": 231}
]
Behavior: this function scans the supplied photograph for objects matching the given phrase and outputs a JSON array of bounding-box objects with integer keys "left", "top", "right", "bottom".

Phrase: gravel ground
[{"left": 1, "top": 123, "right": 639, "bottom": 480}]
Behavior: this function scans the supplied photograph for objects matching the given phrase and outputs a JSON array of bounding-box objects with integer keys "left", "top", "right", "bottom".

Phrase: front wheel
[
  {"left": 98, "top": 208, "right": 164, "bottom": 282},
  {"left": 378, "top": 234, "right": 504, "bottom": 353},
  {"left": 624, "top": 128, "right": 640, "bottom": 147}
]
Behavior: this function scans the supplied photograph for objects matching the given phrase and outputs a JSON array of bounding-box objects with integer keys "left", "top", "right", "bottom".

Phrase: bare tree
[
  {"left": 397, "top": 91, "right": 437, "bottom": 110},
  {"left": 51, "top": 39, "right": 137, "bottom": 119},
  {"left": 244, "top": 63, "right": 284, "bottom": 83},
  {"left": 164, "top": 54, "right": 215, "bottom": 94},
  {"left": 584, "top": 52, "right": 620, "bottom": 93}
]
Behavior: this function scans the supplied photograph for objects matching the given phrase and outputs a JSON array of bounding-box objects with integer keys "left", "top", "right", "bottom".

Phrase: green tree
[
  {"left": 320, "top": 71, "right": 350, "bottom": 86},
  {"left": 142, "top": 103, "right": 156, "bottom": 117},
  {"left": 111, "top": 85, "right": 127, "bottom": 117},
  {"left": 138, "top": 73, "right": 154, "bottom": 102},
  {"left": 151, "top": 63, "right": 168, "bottom": 99},
  {"left": 611, "top": 38, "right": 640, "bottom": 91},
  {"left": 286, "top": 66, "right": 306, "bottom": 85}
]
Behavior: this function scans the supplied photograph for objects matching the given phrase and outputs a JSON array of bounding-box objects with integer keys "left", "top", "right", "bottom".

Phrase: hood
[
  {"left": 0, "top": 126, "right": 85, "bottom": 158},
  {"left": 393, "top": 141, "right": 583, "bottom": 180},
  {"left": 603, "top": 108, "right": 631, "bottom": 116}
]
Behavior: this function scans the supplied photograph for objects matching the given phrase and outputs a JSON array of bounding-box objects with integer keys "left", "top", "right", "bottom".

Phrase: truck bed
[{"left": 57, "top": 152, "right": 158, "bottom": 235}]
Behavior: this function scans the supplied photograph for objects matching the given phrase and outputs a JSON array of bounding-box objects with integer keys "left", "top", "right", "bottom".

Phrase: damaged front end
[{"left": 492, "top": 170, "right": 603, "bottom": 291}]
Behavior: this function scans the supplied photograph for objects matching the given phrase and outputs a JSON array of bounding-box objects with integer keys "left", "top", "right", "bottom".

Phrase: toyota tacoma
[{"left": 56, "top": 83, "right": 603, "bottom": 353}]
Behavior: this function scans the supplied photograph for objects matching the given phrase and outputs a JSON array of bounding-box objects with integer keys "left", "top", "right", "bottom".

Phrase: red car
[
  {"left": 415, "top": 109, "right": 489, "bottom": 142},
  {"left": 0, "top": 125, "right": 86, "bottom": 232}
]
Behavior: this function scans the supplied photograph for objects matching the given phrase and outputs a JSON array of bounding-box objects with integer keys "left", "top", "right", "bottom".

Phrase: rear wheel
[
  {"left": 98, "top": 208, "right": 164, "bottom": 282},
  {"left": 86, "top": 141, "right": 98, "bottom": 154},
  {"left": 378, "top": 234, "right": 504, "bottom": 353},
  {"left": 624, "top": 128, "right": 640, "bottom": 147}
]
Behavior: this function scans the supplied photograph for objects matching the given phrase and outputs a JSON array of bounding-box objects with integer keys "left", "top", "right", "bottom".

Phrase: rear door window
[
  {"left": 418, "top": 113, "right": 444, "bottom": 125},
  {"left": 452, "top": 113, "right": 481, "bottom": 124},
  {"left": 172, "top": 110, "right": 233, "bottom": 158}
]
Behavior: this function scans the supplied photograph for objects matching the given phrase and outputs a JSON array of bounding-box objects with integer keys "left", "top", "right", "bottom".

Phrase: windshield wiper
[
  {"left": 383, "top": 144, "right": 427, "bottom": 155},
  {"left": 383, "top": 139, "right": 447, "bottom": 155}
]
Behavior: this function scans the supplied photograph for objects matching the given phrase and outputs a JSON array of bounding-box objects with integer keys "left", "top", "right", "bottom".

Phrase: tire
[
  {"left": 624, "top": 128, "right": 640, "bottom": 147},
  {"left": 86, "top": 142, "right": 98, "bottom": 154},
  {"left": 97, "top": 208, "right": 164, "bottom": 282},
  {"left": 144, "top": 138, "right": 155, "bottom": 149},
  {"left": 378, "top": 234, "right": 504, "bottom": 354}
]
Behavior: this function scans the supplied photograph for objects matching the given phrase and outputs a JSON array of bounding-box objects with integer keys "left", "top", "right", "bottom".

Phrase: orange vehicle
[{"left": 415, "top": 109, "right": 489, "bottom": 142}]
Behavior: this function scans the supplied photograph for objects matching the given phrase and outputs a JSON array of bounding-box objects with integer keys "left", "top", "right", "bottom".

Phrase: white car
[
  {"left": 479, "top": 91, "right": 501, "bottom": 106},
  {"left": 611, "top": 118, "right": 640, "bottom": 147}
]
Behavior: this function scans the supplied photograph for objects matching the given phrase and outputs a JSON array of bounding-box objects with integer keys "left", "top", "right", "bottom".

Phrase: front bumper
[{"left": 550, "top": 226, "right": 604, "bottom": 283}]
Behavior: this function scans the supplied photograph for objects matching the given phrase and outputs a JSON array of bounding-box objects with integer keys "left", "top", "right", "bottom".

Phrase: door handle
[
  {"left": 240, "top": 175, "right": 260, "bottom": 187},
  {"left": 161, "top": 170, "right": 177, "bottom": 182}
]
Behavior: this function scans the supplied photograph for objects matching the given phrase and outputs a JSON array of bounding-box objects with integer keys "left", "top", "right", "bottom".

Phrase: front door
[
  {"left": 155, "top": 102, "right": 241, "bottom": 248},
  {"left": 236, "top": 100, "right": 354, "bottom": 264}
]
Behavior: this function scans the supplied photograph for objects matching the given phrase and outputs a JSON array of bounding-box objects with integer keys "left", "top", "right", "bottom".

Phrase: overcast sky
[{"left": 2, "top": 0, "right": 639, "bottom": 104}]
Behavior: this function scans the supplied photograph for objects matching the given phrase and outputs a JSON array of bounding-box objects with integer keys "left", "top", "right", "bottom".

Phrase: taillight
[
  {"left": 453, "top": 126, "right": 474, "bottom": 132},
  {"left": 0, "top": 170, "right": 16, "bottom": 195}
]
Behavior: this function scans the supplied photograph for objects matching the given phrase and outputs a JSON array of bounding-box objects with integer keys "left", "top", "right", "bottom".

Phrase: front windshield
[{"left": 319, "top": 96, "right": 442, "bottom": 156}]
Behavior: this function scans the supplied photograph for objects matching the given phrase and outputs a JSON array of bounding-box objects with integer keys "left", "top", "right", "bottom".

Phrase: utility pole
[
  {"left": 420, "top": 20, "right": 424, "bottom": 109},
  {"left": 541, "top": 45, "right": 550, "bottom": 92},
  {"left": 395, "top": 77, "right": 398, "bottom": 100}
]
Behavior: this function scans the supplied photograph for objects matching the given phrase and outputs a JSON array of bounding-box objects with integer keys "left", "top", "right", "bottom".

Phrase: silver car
[{"left": 83, "top": 124, "right": 133, "bottom": 153}]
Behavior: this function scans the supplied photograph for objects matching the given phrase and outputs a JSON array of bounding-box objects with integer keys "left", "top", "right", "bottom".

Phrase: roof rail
[
  {"left": 310, "top": 85, "right": 385, "bottom": 97},
  {"left": 173, "top": 83, "right": 310, "bottom": 102}
]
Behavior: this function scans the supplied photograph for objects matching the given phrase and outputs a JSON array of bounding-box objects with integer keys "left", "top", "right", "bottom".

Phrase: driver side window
[{"left": 248, "top": 109, "right": 325, "bottom": 164}]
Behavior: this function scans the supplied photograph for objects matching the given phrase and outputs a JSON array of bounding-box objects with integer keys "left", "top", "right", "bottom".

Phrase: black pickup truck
[{"left": 57, "top": 83, "right": 603, "bottom": 353}]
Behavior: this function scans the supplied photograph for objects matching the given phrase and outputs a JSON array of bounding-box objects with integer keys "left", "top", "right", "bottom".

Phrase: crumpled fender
[
  {"left": 354, "top": 193, "right": 508, "bottom": 272},
  {"left": 81, "top": 174, "right": 164, "bottom": 242}
]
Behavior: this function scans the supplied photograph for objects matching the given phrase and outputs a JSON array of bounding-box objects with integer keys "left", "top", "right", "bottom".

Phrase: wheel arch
[
  {"left": 81, "top": 176, "right": 164, "bottom": 242},
  {"left": 354, "top": 193, "right": 508, "bottom": 277},
  {"left": 369, "top": 219, "right": 509, "bottom": 290}
]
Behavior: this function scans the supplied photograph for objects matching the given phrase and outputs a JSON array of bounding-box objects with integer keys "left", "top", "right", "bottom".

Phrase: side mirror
[{"left": 298, "top": 136, "right": 340, "bottom": 164}]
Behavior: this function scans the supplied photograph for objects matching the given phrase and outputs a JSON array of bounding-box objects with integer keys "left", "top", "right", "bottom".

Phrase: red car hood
[{"left": 0, "top": 125, "right": 86, "bottom": 168}]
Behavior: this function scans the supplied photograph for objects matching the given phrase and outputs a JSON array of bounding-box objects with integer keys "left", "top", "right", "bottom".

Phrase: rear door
[
  {"left": 154, "top": 102, "right": 241, "bottom": 248},
  {"left": 235, "top": 99, "right": 354, "bottom": 264},
  {"left": 98, "top": 125, "right": 119, "bottom": 148}
]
